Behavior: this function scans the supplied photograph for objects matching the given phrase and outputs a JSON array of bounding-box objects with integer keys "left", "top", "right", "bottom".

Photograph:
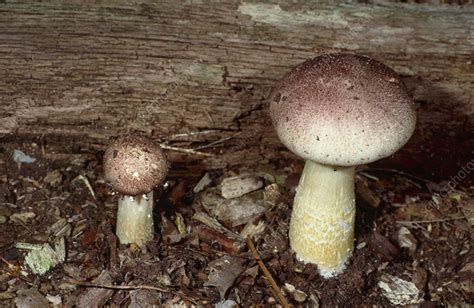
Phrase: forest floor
[{"left": 0, "top": 140, "right": 472, "bottom": 307}]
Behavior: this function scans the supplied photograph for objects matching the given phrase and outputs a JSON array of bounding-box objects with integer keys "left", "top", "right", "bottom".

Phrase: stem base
[{"left": 289, "top": 161, "right": 356, "bottom": 278}]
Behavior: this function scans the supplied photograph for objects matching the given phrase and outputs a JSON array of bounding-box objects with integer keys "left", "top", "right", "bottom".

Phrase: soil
[{"left": 0, "top": 139, "right": 472, "bottom": 307}]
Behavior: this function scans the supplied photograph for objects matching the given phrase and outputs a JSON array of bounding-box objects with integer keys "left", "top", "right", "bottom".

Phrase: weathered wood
[{"left": 0, "top": 1, "right": 472, "bottom": 180}]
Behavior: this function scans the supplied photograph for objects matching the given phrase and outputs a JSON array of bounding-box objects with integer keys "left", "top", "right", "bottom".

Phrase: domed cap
[
  {"left": 269, "top": 54, "right": 416, "bottom": 166},
  {"left": 103, "top": 136, "right": 168, "bottom": 195}
]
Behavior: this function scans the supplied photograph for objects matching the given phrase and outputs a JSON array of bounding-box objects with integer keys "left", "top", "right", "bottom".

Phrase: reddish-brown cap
[
  {"left": 103, "top": 136, "right": 168, "bottom": 195},
  {"left": 269, "top": 54, "right": 416, "bottom": 166}
]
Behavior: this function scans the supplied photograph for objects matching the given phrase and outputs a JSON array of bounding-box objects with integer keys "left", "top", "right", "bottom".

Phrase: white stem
[
  {"left": 116, "top": 191, "right": 154, "bottom": 246},
  {"left": 289, "top": 160, "right": 356, "bottom": 278}
]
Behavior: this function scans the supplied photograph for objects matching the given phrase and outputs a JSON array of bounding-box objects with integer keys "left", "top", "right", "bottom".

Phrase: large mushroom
[
  {"left": 269, "top": 54, "right": 416, "bottom": 278},
  {"left": 103, "top": 136, "right": 168, "bottom": 246}
]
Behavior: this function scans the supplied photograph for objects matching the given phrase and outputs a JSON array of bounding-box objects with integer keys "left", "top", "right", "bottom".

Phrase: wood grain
[{"left": 0, "top": 1, "right": 472, "bottom": 180}]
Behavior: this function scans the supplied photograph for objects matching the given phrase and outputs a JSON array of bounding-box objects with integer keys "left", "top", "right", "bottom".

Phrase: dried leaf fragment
[
  {"left": 221, "top": 173, "right": 263, "bottom": 199},
  {"left": 378, "top": 274, "right": 422, "bottom": 305},
  {"left": 204, "top": 255, "right": 245, "bottom": 298}
]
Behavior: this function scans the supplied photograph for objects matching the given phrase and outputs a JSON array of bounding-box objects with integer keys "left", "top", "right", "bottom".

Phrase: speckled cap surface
[
  {"left": 103, "top": 136, "right": 168, "bottom": 195},
  {"left": 269, "top": 54, "right": 416, "bottom": 166}
]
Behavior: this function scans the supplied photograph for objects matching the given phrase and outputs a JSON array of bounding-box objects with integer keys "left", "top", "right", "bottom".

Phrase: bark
[{"left": 0, "top": 1, "right": 472, "bottom": 180}]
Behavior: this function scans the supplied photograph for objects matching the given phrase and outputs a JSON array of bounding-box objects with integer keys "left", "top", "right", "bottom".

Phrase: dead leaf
[
  {"left": 240, "top": 221, "right": 266, "bottom": 240},
  {"left": 161, "top": 214, "right": 185, "bottom": 244},
  {"left": 214, "top": 197, "right": 266, "bottom": 228},
  {"left": 196, "top": 225, "right": 244, "bottom": 254},
  {"left": 15, "top": 288, "right": 49, "bottom": 308},
  {"left": 221, "top": 173, "right": 263, "bottom": 199},
  {"left": 356, "top": 175, "right": 381, "bottom": 208},
  {"left": 81, "top": 227, "right": 98, "bottom": 246},
  {"left": 10, "top": 212, "right": 36, "bottom": 225},
  {"left": 378, "top": 274, "right": 422, "bottom": 305},
  {"left": 368, "top": 232, "right": 399, "bottom": 261},
  {"left": 204, "top": 255, "right": 245, "bottom": 298},
  {"left": 129, "top": 290, "right": 160, "bottom": 308},
  {"left": 75, "top": 270, "right": 114, "bottom": 307}
]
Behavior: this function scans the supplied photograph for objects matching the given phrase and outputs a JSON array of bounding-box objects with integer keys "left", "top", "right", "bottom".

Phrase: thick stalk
[
  {"left": 289, "top": 161, "right": 356, "bottom": 278},
  {"left": 116, "top": 191, "right": 154, "bottom": 246}
]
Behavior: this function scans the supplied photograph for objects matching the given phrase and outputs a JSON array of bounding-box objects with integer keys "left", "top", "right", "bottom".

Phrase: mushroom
[
  {"left": 103, "top": 136, "right": 168, "bottom": 246},
  {"left": 269, "top": 54, "right": 416, "bottom": 278}
]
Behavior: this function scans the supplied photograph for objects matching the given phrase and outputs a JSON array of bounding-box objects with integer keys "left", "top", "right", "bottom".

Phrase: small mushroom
[
  {"left": 269, "top": 54, "right": 416, "bottom": 278},
  {"left": 103, "top": 136, "right": 168, "bottom": 246}
]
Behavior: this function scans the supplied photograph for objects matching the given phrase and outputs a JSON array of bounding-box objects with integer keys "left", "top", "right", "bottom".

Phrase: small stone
[
  {"left": 215, "top": 299, "right": 238, "bottom": 308},
  {"left": 284, "top": 283, "right": 296, "bottom": 293},
  {"left": 294, "top": 289, "right": 308, "bottom": 303},
  {"left": 221, "top": 173, "right": 263, "bottom": 199},
  {"left": 378, "top": 274, "right": 422, "bottom": 305},
  {"left": 45, "top": 294, "right": 62, "bottom": 305},
  {"left": 0, "top": 215, "right": 6, "bottom": 224},
  {"left": 397, "top": 226, "right": 417, "bottom": 256},
  {"left": 284, "top": 283, "right": 307, "bottom": 303},
  {"left": 157, "top": 273, "right": 172, "bottom": 286},
  {"left": 43, "top": 170, "right": 63, "bottom": 187},
  {"left": 11, "top": 150, "right": 36, "bottom": 164},
  {"left": 263, "top": 183, "right": 282, "bottom": 206}
]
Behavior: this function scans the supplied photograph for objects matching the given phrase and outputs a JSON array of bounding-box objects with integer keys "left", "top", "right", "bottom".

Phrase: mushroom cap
[
  {"left": 269, "top": 54, "right": 416, "bottom": 166},
  {"left": 103, "top": 136, "right": 168, "bottom": 195}
]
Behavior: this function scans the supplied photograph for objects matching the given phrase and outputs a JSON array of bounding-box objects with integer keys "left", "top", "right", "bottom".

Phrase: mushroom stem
[
  {"left": 289, "top": 160, "right": 356, "bottom": 278},
  {"left": 116, "top": 191, "right": 154, "bottom": 246}
]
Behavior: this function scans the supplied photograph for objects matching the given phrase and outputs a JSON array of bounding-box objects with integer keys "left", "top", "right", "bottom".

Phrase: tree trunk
[{"left": 0, "top": 1, "right": 472, "bottom": 180}]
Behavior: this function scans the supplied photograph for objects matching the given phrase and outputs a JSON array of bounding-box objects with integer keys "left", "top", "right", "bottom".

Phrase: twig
[
  {"left": 0, "top": 257, "right": 17, "bottom": 272},
  {"left": 193, "top": 136, "right": 233, "bottom": 150},
  {"left": 14, "top": 220, "right": 33, "bottom": 233},
  {"left": 192, "top": 212, "right": 243, "bottom": 242},
  {"left": 396, "top": 216, "right": 466, "bottom": 225},
  {"left": 69, "top": 279, "right": 170, "bottom": 292},
  {"left": 365, "top": 168, "right": 433, "bottom": 184},
  {"left": 73, "top": 174, "right": 96, "bottom": 200},
  {"left": 68, "top": 279, "right": 199, "bottom": 305},
  {"left": 0, "top": 202, "right": 17, "bottom": 207},
  {"left": 357, "top": 172, "right": 379, "bottom": 182},
  {"left": 160, "top": 144, "right": 214, "bottom": 157},
  {"left": 165, "top": 130, "right": 221, "bottom": 140},
  {"left": 246, "top": 236, "right": 289, "bottom": 308}
]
